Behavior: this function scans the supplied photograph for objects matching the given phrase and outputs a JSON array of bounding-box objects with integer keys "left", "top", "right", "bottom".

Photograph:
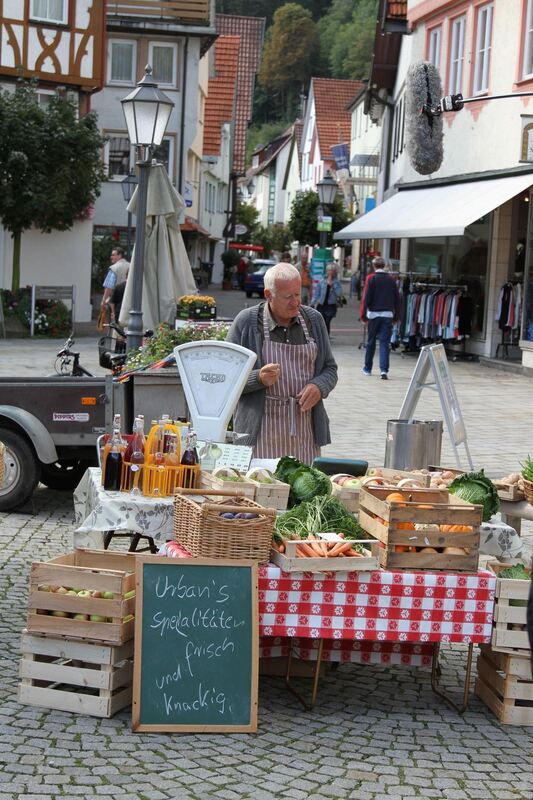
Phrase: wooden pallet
[
  {"left": 358, "top": 486, "right": 482, "bottom": 572},
  {"left": 475, "top": 648, "right": 533, "bottom": 726},
  {"left": 27, "top": 549, "right": 136, "bottom": 645},
  {"left": 487, "top": 561, "right": 531, "bottom": 655},
  {"left": 18, "top": 630, "right": 134, "bottom": 718}
]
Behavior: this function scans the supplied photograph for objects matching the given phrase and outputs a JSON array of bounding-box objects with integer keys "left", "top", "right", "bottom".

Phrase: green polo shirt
[{"left": 259, "top": 302, "right": 306, "bottom": 345}]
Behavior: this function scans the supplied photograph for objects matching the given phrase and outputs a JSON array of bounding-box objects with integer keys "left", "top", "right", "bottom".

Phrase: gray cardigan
[{"left": 226, "top": 303, "right": 338, "bottom": 447}]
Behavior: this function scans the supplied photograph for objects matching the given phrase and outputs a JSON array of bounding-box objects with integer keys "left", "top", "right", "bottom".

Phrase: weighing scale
[{"left": 173, "top": 340, "right": 257, "bottom": 444}]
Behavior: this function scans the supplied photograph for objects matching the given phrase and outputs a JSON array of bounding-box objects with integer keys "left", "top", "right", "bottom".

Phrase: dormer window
[{"left": 31, "top": 0, "right": 67, "bottom": 25}]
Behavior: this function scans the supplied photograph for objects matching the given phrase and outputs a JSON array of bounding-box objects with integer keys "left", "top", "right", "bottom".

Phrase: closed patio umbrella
[{"left": 119, "top": 163, "right": 197, "bottom": 331}]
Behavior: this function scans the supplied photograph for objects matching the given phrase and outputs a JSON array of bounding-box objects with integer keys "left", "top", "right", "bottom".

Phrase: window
[
  {"left": 523, "top": 0, "right": 533, "bottom": 79},
  {"left": 153, "top": 138, "right": 174, "bottom": 179},
  {"left": 31, "top": 0, "right": 67, "bottom": 24},
  {"left": 108, "top": 40, "right": 136, "bottom": 84},
  {"left": 428, "top": 26, "right": 442, "bottom": 69},
  {"left": 105, "top": 135, "right": 132, "bottom": 179},
  {"left": 473, "top": 3, "right": 493, "bottom": 94},
  {"left": 149, "top": 43, "right": 178, "bottom": 87},
  {"left": 449, "top": 16, "right": 466, "bottom": 95}
]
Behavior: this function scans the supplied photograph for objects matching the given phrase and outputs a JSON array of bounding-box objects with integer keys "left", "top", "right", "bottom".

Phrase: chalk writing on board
[{"left": 134, "top": 560, "right": 258, "bottom": 732}]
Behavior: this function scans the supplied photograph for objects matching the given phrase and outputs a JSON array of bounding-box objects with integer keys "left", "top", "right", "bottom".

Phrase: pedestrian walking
[
  {"left": 311, "top": 264, "right": 343, "bottom": 336},
  {"left": 360, "top": 256, "right": 400, "bottom": 380}
]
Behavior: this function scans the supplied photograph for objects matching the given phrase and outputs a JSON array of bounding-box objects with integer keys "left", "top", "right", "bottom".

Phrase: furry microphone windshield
[{"left": 405, "top": 61, "right": 444, "bottom": 175}]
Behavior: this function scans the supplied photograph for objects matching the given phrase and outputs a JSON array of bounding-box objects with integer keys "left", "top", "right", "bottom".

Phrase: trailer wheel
[
  {"left": 40, "top": 459, "right": 91, "bottom": 491},
  {"left": 0, "top": 428, "right": 41, "bottom": 511}
]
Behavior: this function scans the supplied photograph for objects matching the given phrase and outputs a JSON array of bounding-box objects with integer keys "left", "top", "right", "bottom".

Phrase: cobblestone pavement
[{"left": 1, "top": 290, "right": 533, "bottom": 798}]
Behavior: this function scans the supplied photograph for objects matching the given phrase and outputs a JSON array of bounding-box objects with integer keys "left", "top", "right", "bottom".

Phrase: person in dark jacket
[{"left": 360, "top": 257, "right": 400, "bottom": 379}]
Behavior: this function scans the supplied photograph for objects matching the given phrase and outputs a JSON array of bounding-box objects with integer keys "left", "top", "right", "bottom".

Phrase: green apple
[
  {"left": 101, "top": 591, "right": 115, "bottom": 600},
  {"left": 77, "top": 590, "right": 92, "bottom": 598},
  {"left": 38, "top": 584, "right": 52, "bottom": 592},
  {"left": 343, "top": 479, "right": 361, "bottom": 489},
  {"left": 73, "top": 613, "right": 89, "bottom": 621},
  {"left": 123, "top": 589, "right": 136, "bottom": 600},
  {"left": 54, "top": 586, "right": 69, "bottom": 595},
  {"left": 50, "top": 610, "right": 70, "bottom": 618},
  {"left": 89, "top": 614, "right": 107, "bottom": 623},
  {"left": 65, "top": 590, "right": 78, "bottom": 596}
]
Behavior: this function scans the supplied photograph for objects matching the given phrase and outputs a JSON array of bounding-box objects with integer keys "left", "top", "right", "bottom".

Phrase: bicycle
[{"left": 52, "top": 334, "right": 95, "bottom": 377}]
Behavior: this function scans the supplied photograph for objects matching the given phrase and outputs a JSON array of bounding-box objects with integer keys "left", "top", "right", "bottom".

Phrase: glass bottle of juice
[
  {"left": 102, "top": 413, "right": 123, "bottom": 483},
  {"left": 129, "top": 417, "right": 146, "bottom": 494},
  {"left": 103, "top": 416, "right": 126, "bottom": 491}
]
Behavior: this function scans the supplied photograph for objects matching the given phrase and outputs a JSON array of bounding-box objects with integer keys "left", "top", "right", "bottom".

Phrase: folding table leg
[
  {"left": 284, "top": 638, "right": 324, "bottom": 711},
  {"left": 430, "top": 642, "right": 475, "bottom": 714}
]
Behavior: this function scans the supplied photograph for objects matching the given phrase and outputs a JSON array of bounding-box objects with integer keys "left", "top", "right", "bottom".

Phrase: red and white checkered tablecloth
[
  {"left": 258, "top": 565, "right": 496, "bottom": 645},
  {"left": 260, "top": 636, "right": 435, "bottom": 667}
]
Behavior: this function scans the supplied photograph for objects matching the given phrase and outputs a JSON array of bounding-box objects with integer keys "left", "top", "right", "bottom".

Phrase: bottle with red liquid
[
  {"left": 180, "top": 430, "right": 199, "bottom": 488},
  {"left": 103, "top": 415, "right": 126, "bottom": 491}
]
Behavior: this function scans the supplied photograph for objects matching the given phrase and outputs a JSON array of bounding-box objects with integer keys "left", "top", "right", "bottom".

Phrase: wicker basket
[
  {"left": 522, "top": 478, "right": 533, "bottom": 504},
  {"left": 173, "top": 489, "right": 276, "bottom": 563},
  {"left": 0, "top": 440, "right": 4, "bottom": 487}
]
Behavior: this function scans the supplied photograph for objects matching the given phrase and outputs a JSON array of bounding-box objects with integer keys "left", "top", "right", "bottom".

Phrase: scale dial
[{"left": 174, "top": 341, "right": 257, "bottom": 443}]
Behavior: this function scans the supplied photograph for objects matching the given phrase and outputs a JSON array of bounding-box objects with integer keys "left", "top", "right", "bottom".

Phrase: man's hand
[
  {"left": 296, "top": 383, "right": 321, "bottom": 412},
  {"left": 259, "top": 362, "right": 281, "bottom": 387}
]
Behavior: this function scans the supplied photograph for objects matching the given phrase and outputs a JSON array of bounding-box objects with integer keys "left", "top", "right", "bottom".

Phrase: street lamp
[
  {"left": 121, "top": 169, "right": 138, "bottom": 260},
  {"left": 120, "top": 65, "right": 174, "bottom": 352},
  {"left": 316, "top": 171, "right": 338, "bottom": 250}
]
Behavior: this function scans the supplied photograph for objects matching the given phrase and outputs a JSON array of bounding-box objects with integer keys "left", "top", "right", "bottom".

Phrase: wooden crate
[
  {"left": 270, "top": 538, "right": 379, "bottom": 573},
  {"left": 247, "top": 476, "right": 290, "bottom": 511},
  {"left": 475, "top": 646, "right": 533, "bottom": 726},
  {"left": 487, "top": 561, "right": 531, "bottom": 654},
  {"left": 331, "top": 480, "right": 360, "bottom": 513},
  {"left": 18, "top": 630, "right": 133, "bottom": 718},
  {"left": 200, "top": 470, "right": 256, "bottom": 499},
  {"left": 27, "top": 550, "right": 136, "bottom": 645},
  {"left": 366, "top": 467, "right": 431, "bottom": 487},
  {"left": 493, "top": 481, "right": 526, "bottom": 502},
  {"left": 358, "top": 485, "right": 482, "bottom": 572}
]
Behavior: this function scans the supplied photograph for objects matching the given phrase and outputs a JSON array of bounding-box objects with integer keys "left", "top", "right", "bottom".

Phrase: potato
[
  {"left": 420, "top": 547, "right": 438, "bottom": 553},
  {"left": 443, "top": 546, "right": 466, "bottom": 555}
]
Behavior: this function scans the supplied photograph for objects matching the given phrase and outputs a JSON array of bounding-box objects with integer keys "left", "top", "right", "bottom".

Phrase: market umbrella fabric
[{"left": 119, "top": 163, "right": 197, "bottom": 331}]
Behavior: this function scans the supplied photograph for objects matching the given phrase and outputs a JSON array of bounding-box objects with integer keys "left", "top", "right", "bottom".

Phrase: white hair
[{"left": 264, "top": 262, "right": 301, "bottom": 294}]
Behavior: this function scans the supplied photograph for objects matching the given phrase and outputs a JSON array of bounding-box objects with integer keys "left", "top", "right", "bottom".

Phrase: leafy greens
[{"left": 448, "top": 469, "right": 500, "bottom": 522}]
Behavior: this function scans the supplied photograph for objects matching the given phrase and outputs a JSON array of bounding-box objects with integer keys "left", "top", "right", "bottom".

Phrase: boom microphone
[{"left": 405, "top": 61, "right": 444, "bottom": 175}]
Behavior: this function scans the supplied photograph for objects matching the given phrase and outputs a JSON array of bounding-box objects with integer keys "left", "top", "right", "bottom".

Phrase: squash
[
  {"left": 440, "top": 524, "right": 473, "bottom": 533},
  {"left": 443, "top": 546, "right": 467, "bottom": 555},
  {"left": 386, "top": 491, "right": 407, "bottom": 504}
]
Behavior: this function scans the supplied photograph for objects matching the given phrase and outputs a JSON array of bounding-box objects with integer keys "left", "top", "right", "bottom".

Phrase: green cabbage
[
  {"left": 274, "top": 456, "right": 305, "bottom": 484},
  {"left": 448, "top": 469, "right": 500, "bottom": 522},
  {"left": 289, "top": 465, "right": 331, "bottom": 505}
]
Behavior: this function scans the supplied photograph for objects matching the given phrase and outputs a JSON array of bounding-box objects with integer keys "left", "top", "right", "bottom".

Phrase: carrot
[
  {"left": 308, "top": 541, "right": 326, "bottom": 557},
  {"left": 297, "top": 542, "right": 317, "bottom": 558},
  {"left": 329, "top": 541, "right": 352, "bottom": 557},
  {"left": 347, "top": 548, "right": 363, "bottom": 557}
]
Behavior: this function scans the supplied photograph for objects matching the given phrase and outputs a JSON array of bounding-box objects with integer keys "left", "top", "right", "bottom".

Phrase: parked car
[{"left": 243, "top": 259, "right": 277, "bottom": 298}]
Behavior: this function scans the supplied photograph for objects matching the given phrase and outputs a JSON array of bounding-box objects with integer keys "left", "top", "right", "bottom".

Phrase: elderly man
[{"left": 227, "top": 262, "right": 338, "bottom": 464}]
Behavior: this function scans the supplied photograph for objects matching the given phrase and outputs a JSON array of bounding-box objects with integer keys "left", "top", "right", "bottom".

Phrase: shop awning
[{"left": 334, "top": 172, "right": 533, "bottom": 240}]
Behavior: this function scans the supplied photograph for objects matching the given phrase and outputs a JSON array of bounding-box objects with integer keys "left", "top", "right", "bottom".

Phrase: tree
[
  {"left": 235, "top": 201, "right": 260, "bottom": 241},
  {"left": 288, "top": 190, "right": 351, "bottom": 247},
  {"left": 258, "top": 4, "right": 319, "bottom": 120},
  {"left": 216, "top": 0, "right": 331, "bottom": 25},
  {"left": 318, "top": 0, "right": 377, "bottom": 80},
  {"left": 0, "top": 82, "right": 106, "bottom": 291},
  {"left": 254, "top": 223, "right": 292, "bottom": 257}
]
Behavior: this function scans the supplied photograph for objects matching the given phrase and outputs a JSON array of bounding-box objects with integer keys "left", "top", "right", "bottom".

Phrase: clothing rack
[
  {"left": 399, "top": 281, "right": 478, "bottom": 362},
  {"left": 495, "top": 280, "right": 522, "bottom": 361}
]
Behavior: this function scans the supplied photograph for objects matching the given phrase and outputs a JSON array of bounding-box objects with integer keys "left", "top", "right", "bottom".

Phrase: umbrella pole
[{"left": 127, "top": 155, "right": 150, "bottom": 353}]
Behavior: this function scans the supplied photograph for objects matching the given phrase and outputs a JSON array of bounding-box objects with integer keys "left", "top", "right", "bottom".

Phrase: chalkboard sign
[{"left": 132, "top": 557, "right": 258, "bottom": 732}]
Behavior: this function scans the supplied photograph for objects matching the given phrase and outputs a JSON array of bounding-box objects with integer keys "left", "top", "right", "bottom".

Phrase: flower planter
[{"left": 176, "top": 304, "right": 217, "bottom": 320}]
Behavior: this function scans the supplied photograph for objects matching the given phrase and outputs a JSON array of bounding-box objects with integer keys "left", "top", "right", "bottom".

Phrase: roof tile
[
  {"left": 203, "top": 36, "right": 240, "bottom": 157},
  {"left": 312, "top": 77, "right": 363, "bottom": 162}
]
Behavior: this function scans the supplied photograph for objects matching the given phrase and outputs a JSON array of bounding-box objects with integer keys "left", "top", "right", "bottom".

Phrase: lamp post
[
  {"left": 316, "top": 171, "right": 338, "bottom": 251},
  {"left": 120, "top": 65, "right": 174, "bottom": 352},
  {"left": 121, "top": 169, "right": 138, "bottom": 260}
]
